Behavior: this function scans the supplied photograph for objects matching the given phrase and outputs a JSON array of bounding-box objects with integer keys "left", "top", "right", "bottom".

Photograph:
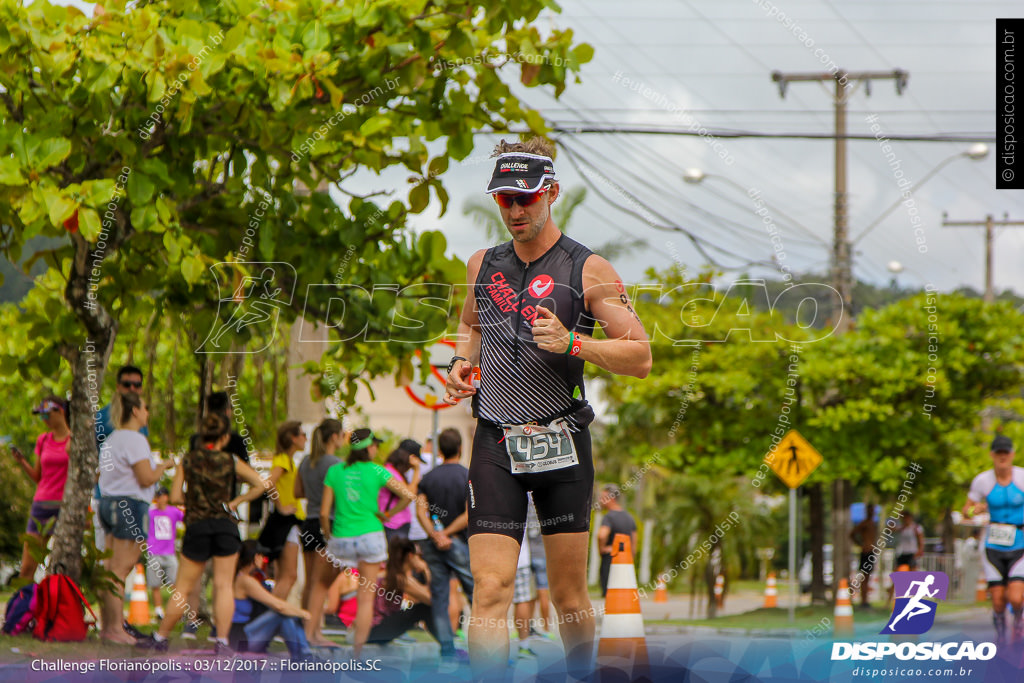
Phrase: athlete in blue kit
[
  {"left": 444, "top": 137, "right": 651, "bottom": 676},
  {"left": 964, "top": 435, "right": 1024, "bottom": 644}
]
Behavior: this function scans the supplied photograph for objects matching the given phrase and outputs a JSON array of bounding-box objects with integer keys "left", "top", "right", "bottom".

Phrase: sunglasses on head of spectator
[{"left": 120, "top": 380, "right": 143, "bottom": 389}]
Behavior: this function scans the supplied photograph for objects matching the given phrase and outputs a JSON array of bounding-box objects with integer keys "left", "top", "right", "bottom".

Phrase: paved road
[{"left": 4, "top": 595, "right": 1018, "bottom": 682}]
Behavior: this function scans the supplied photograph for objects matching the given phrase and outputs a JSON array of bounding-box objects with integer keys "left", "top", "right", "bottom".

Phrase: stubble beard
[{"left": 507, "top": 212, "right": 546, "bottom": 244}]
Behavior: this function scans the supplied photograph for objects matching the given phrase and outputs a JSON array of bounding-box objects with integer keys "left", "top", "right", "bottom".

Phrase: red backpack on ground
[{"left": 31, "top": 573, "right": 97, "bottom": 641}]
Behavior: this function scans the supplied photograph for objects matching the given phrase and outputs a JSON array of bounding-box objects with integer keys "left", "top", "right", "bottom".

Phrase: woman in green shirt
[{"left": 321, "top": 428, "right": 415, "bottom": 657}]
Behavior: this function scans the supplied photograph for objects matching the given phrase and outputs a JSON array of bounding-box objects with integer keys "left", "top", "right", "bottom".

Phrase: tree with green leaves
[
  {"left": 0, "top": 0, "right": 592, "bottom": 580},
  {"left": 597, "top": 267, "right": 1024, "bottom": 607}
]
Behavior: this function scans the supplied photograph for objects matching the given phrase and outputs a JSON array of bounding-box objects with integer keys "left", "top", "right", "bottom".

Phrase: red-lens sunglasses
[{"left": 493, "top": 190, "right": 546, "bottom": 209}]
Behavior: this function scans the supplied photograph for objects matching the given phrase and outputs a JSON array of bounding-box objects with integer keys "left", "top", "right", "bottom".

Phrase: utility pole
[
  {"left": 942, "top": 213, "right": 1024, "bottom": 302},
  {"left": 771, "top": 68, "right": 908, "bottom": 607}
]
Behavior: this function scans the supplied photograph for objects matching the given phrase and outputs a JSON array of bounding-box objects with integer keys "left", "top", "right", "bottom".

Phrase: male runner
[
  {"left": 444, "top": 137, "right": 651, "bottom": 675},
  {"left": 963, "top": 435, "right": 1024, "bottom": 644}
]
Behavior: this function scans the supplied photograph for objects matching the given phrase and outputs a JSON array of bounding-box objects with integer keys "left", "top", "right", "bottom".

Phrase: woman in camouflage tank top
[{"left": 148, "top": 414, "right": 269, "bottom": 655}]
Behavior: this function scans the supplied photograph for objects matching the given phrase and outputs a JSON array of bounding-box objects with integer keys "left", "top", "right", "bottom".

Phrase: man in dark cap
[
  {"left": 963, "top": 435, "right": 1024, "bottom": 644},
  {"left": 443, "top": 137, "right": 651, "bottom": 676}
]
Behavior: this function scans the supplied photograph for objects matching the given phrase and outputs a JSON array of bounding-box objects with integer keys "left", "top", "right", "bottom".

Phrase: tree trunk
[
  {"left": 165, "top": 331, "right": 178, "bottom": 450},
  {"left": 705, "top": 553, "right": 717, "bottom": 619},
  {"left": 52, "top": 228, "right": 122, "bottom": 581},
  {"left": 254, "top": 350, "right": 265, "bottom": 429},
  {"left": 941, "top": 508, "right": 955, "bottom": 557},
  {"left": 832, "top": 478, "right": 852, "bottom": 604},
  {"left": 196, "top": 351, "right": 214, "bottom": 433},
  {"left": 50, "top": 339, "right": 114, "bottom": 580},
  {"left": 231, "top": 345, "right": 245, "bottom": 384},
  {"left": 808, "top": 482, "right": 827, "bottom": 604},
  {"left": 270, "top": 338, "right": 280, "bottom": 427},
  {"left": 143, "top": 310, "right": 158, "bottom": 404}
]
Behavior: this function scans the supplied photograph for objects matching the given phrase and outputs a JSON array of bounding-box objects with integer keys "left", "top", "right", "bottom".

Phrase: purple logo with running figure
[{"left": 882, "top": 571, "right": 949, "bottom": 635}]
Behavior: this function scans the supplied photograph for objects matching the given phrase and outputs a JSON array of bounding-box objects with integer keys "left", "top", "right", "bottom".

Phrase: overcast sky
[
  {"left": 402, "top": 0, "right": 1022, "bottom": 297},
  {"left": 58, "top": 0, "right": 1022, "bottom": 296}
]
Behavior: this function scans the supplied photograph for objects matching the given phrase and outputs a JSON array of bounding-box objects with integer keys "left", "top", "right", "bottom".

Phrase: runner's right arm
[
  {"left": 962, "top": 498, "right": 987, "bottom": 518},
  {"left": 963, "top": 475, "right": 988, "bottom": 519},
  {"left": 444, "top": 249, "right": 486, "bottom": 405}
]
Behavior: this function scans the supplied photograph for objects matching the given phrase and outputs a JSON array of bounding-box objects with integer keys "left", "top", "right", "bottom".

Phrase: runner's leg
[
  {"left": 542, "top": 532, "right": 594, "bottom": 674},
  {"left": 985, "top": 549, "right": 1008, "bottom": 642},
  {"left": 468, "top": 534, "right": 520, "bottom": 676},
  {"left": 1006, "top": 552, "right": 1024, "bottom": 641}
]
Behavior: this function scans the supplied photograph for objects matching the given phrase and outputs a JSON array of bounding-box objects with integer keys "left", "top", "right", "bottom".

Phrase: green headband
[{"left": 351, "top": 434, "right": 375, "bottom": 450}]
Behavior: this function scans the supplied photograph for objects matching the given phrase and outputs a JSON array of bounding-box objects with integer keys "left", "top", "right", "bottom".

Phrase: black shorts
[
  {"left": 984, "top": 547, "right": 1024, "bottom": 587},
  {"left": 467, "top": 420, "right": 594, "bottom": 543},
  {"left": 859, "top": 551, "right": 876, "bottom": 574},
  {"left": 181, "top": 518, "right": 241, "bottom": 562},
  {"left": 895, "top": 553, "right": 917, "bottom": 570},
  {"left": 258, "top": 511, "right": 301, "bottom": 561},
  {"left": 300, "top": 517, "right": 327, "bottom": 553}
]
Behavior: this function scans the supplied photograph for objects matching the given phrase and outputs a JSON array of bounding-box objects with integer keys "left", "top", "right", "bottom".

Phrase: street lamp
[
  {"left": 853, "top": 144, "right": 989, "bottom": 245},
  {"left": 887, "top": 260, "right": 904, "bottom": 289}
]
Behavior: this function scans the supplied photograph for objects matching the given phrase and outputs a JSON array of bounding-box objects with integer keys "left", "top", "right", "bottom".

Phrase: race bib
[
  {"left": 154, "top": 516, "right": 174, "bottom": 541},
  {"left": 503, "top": 419, "right": 578, "bottom": 474},
  {"left": 989, "top": 523, "right": 1017, "bottom": 547}
]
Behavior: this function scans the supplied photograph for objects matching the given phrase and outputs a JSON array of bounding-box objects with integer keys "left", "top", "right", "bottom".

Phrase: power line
[
  {"left": 515, "top": 125, "right": 992, "bottom": 143},
  {"left": 556, "top": 142, "right": 777, "bottom": 271}
]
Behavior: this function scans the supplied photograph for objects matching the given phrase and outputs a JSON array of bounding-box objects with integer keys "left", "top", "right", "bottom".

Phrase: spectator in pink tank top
[
  {"left": 11, "top": 396, "right": 71, "bottom": 580},
  {"left": 378, "top": 439, "right": 424, "bottom": 543}
]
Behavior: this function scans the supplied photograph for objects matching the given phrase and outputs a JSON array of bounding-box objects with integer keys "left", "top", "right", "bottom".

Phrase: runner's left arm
[{"left": 533, "top": 255, "right": 651, "bottom": 378}]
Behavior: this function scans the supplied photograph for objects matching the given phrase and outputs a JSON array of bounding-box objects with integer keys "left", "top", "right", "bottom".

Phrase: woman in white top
[
  {"left": 97, "top": 391, "right": 169, "bottom": 645},
  {"left": 894, "top": 512, "right": 925, "bottom": 570}
]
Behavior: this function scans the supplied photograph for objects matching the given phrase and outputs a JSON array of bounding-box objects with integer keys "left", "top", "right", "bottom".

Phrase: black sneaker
[
  {"left": 214, "top": 641, "right": 235, "bottom": 658},
  {"left": 123, "top": 622, "right": 150, "bottom": 640},
  {"left": 136, "top": 636, "right": 169, "bottom": 653}
]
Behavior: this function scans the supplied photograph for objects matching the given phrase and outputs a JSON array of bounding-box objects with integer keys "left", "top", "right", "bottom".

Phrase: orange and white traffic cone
[
  {"left": 763, "top": 572, "right": 778, "bottom": 608},
  {"left": 597, "top": 534, "right": 647, "bottom": 677},
  {"left": 654, "top": 575, "right": 668, "bottom": 604},
  {"left": 976, "top": 573, "right": 989, "bottom": 602},
  {"left": 833, "top": 578, "right": 854, "bottom": 637},
  {"left": 127, "top": 564, "right": 150, "bottom": 625},
  {"left": 888, "top": 564, "right": 910, "bottom": 608},
  {"left": 714, "top": 574, "right": 725, "bottom": 608},
  {"left": 868, "top": 571, "right": 881, "bottom": 605}
]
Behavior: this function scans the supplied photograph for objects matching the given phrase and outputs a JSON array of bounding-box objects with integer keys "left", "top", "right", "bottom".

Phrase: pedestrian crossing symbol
[{"left": 766, "top": 429, "right": 822, "bottom": 489}]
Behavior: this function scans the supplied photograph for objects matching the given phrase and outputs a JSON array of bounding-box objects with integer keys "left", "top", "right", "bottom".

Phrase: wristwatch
[{"left": 447, "top": 355, "right": 468, "bottom": 374}]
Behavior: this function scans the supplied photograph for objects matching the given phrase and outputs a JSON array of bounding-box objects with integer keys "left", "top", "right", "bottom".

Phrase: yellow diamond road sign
[{"left": 767, "top": 429, "right": 822, "bottom": 489}]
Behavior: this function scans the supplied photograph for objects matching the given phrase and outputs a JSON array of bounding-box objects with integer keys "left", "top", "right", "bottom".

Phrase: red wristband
[{"left": 569, "top": 334, "right": 582, "bottom": 356}]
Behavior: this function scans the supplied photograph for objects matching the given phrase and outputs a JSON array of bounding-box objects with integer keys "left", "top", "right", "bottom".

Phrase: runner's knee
[
  {"left": 549, "top": 588, "right": 589, "bottom": 618},
  {"left": 472, "top": 573, "right": 515, "bottom": 611}
]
